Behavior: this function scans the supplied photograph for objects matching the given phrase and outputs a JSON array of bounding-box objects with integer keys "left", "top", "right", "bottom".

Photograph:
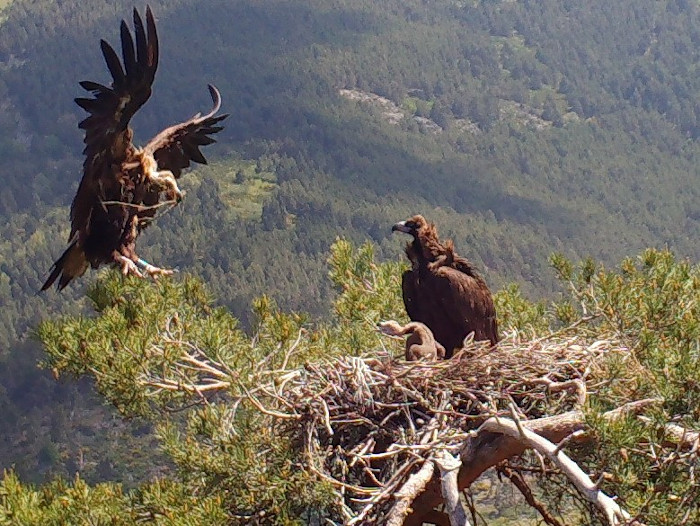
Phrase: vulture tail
[{"left": 41, "top": 241, "right": 88, "bottom": 292}]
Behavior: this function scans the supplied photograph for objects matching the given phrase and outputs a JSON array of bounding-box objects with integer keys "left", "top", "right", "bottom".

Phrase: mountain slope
[{"left": 0, "top": 0, "right": 698, "bottom": 483}]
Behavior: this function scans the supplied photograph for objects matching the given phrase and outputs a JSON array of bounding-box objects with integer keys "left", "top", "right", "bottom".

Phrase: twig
[
  {"left": 498, "top": 463, "right": 564, "bottom": 526},
  {"left": 100, "top": 199, "right": 178, "bottom": 211}
]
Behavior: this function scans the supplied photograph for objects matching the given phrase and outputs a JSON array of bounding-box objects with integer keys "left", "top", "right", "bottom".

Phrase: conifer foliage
[{"left": 1, "top": 243, "right": 697, "bottom": 525}]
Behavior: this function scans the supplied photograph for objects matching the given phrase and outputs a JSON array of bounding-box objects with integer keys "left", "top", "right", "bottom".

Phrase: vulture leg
[
  {"left": 115, "top": 255, "right": 174, "bottom": 280},
  {"left": 135, "top": 258, "right": 175, "bottom": 279}
]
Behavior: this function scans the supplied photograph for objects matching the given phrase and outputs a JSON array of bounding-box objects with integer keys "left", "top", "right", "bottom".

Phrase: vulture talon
[{"left": 117, "top": 255, "right": 144, "bottom": 278}]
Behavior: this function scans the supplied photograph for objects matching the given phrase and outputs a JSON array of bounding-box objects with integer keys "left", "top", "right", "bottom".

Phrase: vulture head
[
  {"left": 392, "top": 214, "right": 444, "bottom": 269},
  {"left": 391, "top": 214, "right": 427, "bottom": 236}
]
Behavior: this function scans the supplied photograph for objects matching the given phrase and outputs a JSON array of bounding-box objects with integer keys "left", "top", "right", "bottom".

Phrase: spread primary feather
[{"left": 42, "top": 6, "right": 228, "bottom": 291}]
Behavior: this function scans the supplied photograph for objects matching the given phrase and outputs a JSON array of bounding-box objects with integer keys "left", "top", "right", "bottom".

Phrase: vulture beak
[{"left": 392, "top": 221, "right": 412, "bottom": 234}]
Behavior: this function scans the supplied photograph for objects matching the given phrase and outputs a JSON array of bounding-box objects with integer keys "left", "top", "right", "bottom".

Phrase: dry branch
[
  {"left": 435, "top": 451, "right": 471, "bottom": 526},
  {"left": 476, "top": 405, "right": 634, "bottom": 526},
  {"left": 384, "top": 459, "right": 435, "bottom": 526},
  {"left": 407, "top": 409, "right": 590, "bottom": 525},
  {"left": 498, "top": 464, "right": 564, "bottom": 526},
  {"left": 638, "top": 416, "right": 700, "bottom": 449}
]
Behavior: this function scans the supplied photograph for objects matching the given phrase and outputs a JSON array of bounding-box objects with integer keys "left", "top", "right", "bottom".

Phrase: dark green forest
[{"left": 0, "top": 0, "right": 698, "bottom": 489}]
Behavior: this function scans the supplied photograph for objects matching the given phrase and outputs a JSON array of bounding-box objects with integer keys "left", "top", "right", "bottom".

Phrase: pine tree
[{"left": 1, "top": 243, "right": 698, "bottom": 525}]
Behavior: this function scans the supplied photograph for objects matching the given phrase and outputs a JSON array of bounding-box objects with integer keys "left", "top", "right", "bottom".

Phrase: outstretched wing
[
  {"left": 143, "top": 84, "right": 228, "bottom": 177},
  {"left": 70, "top": 6, "right": 158, "bottom": 238}
]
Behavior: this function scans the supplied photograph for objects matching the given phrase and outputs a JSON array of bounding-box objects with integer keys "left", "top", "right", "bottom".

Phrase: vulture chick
[
  {"left": 392, "top": 215, "right": 499, "bottom": 356},
  {"left": 42, "top": 6, "right": 228, "bottom": 291},
  {"left": 378, "top": 320, "right": 446, "bottom": 361}
]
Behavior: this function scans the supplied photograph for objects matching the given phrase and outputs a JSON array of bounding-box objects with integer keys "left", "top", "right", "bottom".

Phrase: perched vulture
[
  {"left": 378, "top": 320, "right": 446, "bottom": 361},
  {"left": 392, "top": 215, "right": 499, "bottom": 356},
  {"left": 41, "top": 6, "right": 227, "bottom": 291}
]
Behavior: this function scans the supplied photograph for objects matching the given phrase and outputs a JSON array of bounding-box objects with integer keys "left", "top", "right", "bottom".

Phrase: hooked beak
[{"left": 392, "top": 221, "right": 412, "bottom": 234}]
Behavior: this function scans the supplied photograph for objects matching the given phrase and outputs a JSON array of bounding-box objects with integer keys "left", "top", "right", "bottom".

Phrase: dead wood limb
[
  {"left": 637, "top": 416, "right": 700, "bottom": 450},
  {"left": 476, "top": 407, "right": 634, "bottom": 526},
  {"left": 404, "top": 397, "right": 665, "bottom": 525},
  {"left": 435, "top": 451, "right": 471, "bottom": 526},
  {"left": 405, "top": 410, "right": 589, "bottom": 526},
  {"left": 603, "top": 398, "right": 664, "bottom": 420},
  {"left": 384, "top": 459, "right": 435, "bottom": 526},
  {"left": 605, "top": 400, "right": 699, "bottom": 450}
]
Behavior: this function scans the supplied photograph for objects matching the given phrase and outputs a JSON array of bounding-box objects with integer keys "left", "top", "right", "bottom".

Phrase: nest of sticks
[{"left": 259, "top": 331, "right": 628, "bottom": 524}]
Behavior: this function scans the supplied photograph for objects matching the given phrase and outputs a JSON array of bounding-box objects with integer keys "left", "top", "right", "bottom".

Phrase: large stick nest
[{"left": 261, "top": 332, "right": 627, "bottom": 524}]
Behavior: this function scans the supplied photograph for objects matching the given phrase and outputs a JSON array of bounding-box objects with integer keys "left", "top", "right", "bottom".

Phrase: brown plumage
[
  {"left": 392, "top": 215, "right": 499, "bottom": 356},
  {"left": 378, "top": 320, "right": 446, "bottom": 361},
  {"left": 41, "top": 6, "right": 228, "bottom": 291}
]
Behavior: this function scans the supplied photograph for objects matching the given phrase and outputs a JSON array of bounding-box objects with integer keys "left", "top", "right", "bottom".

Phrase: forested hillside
[{"left": 0, "top": 0, "right": 698, "bottom": 486}]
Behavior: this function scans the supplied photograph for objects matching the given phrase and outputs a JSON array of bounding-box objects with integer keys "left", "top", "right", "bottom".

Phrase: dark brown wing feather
[
  {"left": 431, "top": 267, "right": 498, "bottom": 347},
  {"left": 401, "top": 270, "right": 421, "bottom": 322},
  {"left": 401, "top": 267, "right": 498, "bottom": 356},
  {"left": 70, "top": 6, "right": 158, "bottom": 239},
  {"left": 41, "top": 7, "right": 158, "bottom": 291},
  {"left": 144, "top": 84, "right": 228, "bottom": 177}
]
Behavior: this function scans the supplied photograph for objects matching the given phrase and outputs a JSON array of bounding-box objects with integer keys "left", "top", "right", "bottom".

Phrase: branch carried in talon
[{"left": 144, "top": 163, "right": 185, "bottom": 202}]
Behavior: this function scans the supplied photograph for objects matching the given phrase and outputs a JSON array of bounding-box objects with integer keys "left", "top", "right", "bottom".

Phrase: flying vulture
[
  {"left": 392, "top": 215, "right": 499, "bottom": 356},
  {"left": 378, "top": 320, "right": 446, "bottom": 361},
  {"left": 41, "top": 6, "right": 228, "bottom": 291}
]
